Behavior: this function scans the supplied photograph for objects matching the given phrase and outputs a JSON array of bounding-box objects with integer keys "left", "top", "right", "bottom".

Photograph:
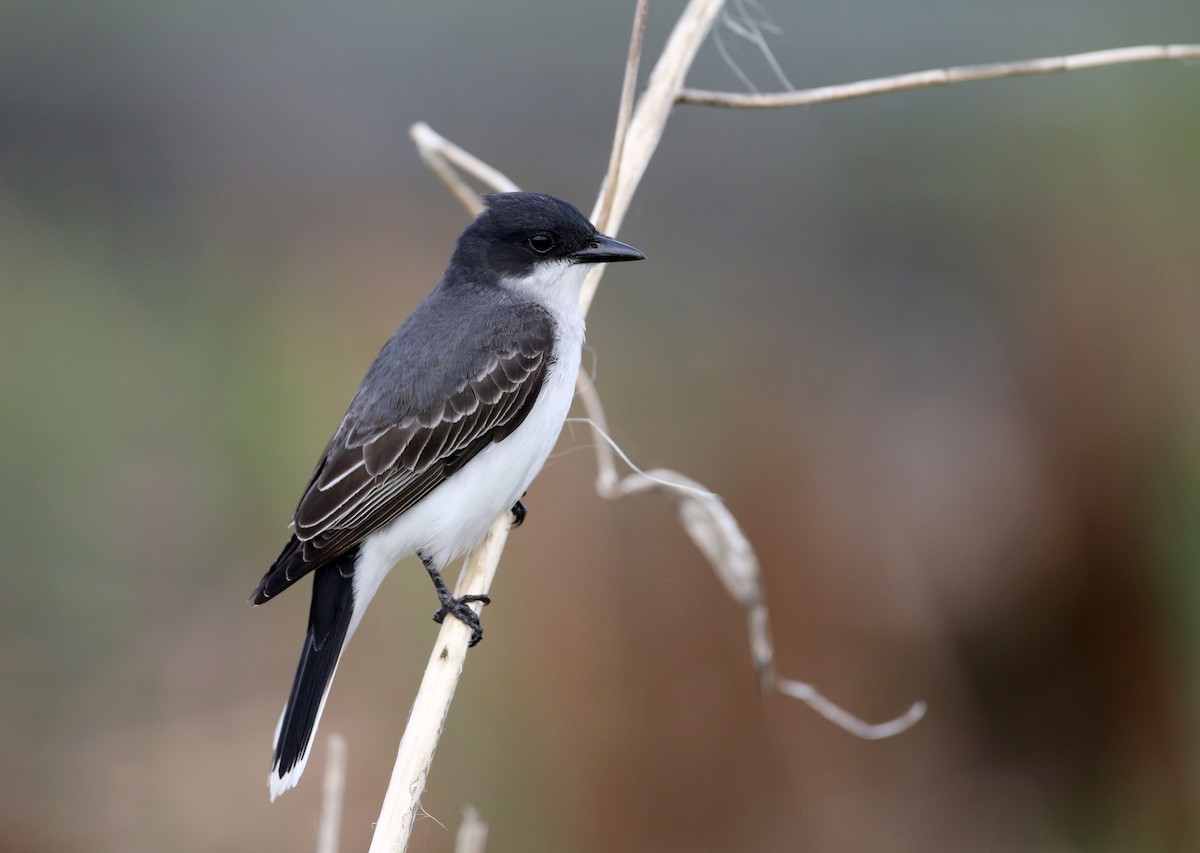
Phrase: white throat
[{"left": 500, "top": 260, "right": 589, "bottom": 338}]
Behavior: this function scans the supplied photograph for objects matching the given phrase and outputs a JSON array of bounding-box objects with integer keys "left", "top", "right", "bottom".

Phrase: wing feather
[{"left": 251, "top": 308, "right": 556, "bottom": 604}]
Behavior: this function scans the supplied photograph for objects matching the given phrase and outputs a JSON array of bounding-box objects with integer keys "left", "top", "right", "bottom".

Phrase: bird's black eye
[{"left": 527, "top": 234, "right": 555, "bottom": 254}]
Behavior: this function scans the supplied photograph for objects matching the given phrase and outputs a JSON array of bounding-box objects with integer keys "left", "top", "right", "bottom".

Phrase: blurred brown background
[{"left": 2, "top": 1, "right": 1198, "bottom": 850}]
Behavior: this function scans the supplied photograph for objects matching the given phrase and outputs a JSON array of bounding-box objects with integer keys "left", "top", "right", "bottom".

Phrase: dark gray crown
[{"left": 449, "top": 192, "right": 599, "bottom": 278}]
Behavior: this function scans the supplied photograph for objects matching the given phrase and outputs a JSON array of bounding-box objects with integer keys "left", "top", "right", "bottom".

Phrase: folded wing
[{"left": 251, "top": 318, "right": 553, "bottom": 604}]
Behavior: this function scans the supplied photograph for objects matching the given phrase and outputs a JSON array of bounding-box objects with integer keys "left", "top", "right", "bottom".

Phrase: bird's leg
[
  {"left": 510, "top": 499, "right": 527, "bottom": 529},
  {"left": 419, "top": 551, "right": 491, "bottom": 647}
]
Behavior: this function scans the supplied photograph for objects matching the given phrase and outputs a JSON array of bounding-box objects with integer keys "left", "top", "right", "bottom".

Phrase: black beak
[{"left": 571, "top": 233, "right": 645, "bottom": 264}]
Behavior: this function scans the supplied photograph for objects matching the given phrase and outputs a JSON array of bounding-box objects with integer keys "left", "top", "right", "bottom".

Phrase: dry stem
[
  {"left": 573, "top": 372, "right": 774, "bottom": 688},
  {"left": 369, "top": 7, "right": 1193, "bottom": 851},
  {"left": 580, "top": 0, "right": 727, "bottom": 315},
  {"left": 374, "top": 7, "right": 731, "bottom": 846},
  {"left": 593, "top": 0, "right": 651, "bottom": 236},
  {"left": 679, "top": 43, "right": 1200, "bottom": 108},
  {"left": 453, "top": 805, "right": 489, "bottom": 853},
  {"left": 316, "top": 734, "right": 347, "bottom": 853},
  {"left": 410, "top": 123, "right": 519, "bottom": 215},
  {"left": 367, "top": 520, "right": 511, "bottom": 853}
]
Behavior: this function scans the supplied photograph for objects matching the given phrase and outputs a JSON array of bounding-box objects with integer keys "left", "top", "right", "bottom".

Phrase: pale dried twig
[
  {"left": 371, "top": 7, "right": 731, "bottom": 847},
  {"left": 573, "top": 373, "right": 774, "bottom": 689},
  {"left": 593, "top": 0, "right": 650, "bottom": 236},
  {"left": 713, "top": 0, "right": 794, "bottom": 93},
  {"left": 316, "top": 734, "right": 347, "bottom": 853},
  {"left": 453, "top": 805, "right": 489, "bottom": 853},
  {"left": 571, "top": 377, "right": 928, "bottom": 743},
  {"left": 410, "top": 123, "right": 519, "bottom": 215},
  {"left": 777, "top": 680, "right": 927, "bottom": 739},
  {"left": 587, "top": 0, "right": 728, "bottom": 236},
  {"left": 367, "top": 519, "right": 511, "bottom": 853},
  {"left": 368, "top": 8, "right": 1193, "bottom": 851},
  {"left": 678, "top": 43, "right": 1200, "bottom": 108}
]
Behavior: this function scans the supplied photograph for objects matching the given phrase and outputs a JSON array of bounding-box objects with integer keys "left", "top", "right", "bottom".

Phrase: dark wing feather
[{"left": 252, "top": 314, "right": 554, "bottom": 604}]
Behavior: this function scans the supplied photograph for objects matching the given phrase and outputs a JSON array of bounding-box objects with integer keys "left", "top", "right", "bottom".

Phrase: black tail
[{"left": 269, "top": 551, "right": 356, "bottom": 799}]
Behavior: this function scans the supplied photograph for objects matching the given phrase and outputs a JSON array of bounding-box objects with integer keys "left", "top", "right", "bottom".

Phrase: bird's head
[{"left": 450, "top": 193, "right": 644, "bottom": 294}]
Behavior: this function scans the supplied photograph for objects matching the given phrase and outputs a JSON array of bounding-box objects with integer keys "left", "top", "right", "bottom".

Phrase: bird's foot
[
  {"left": 422, "top": 551, "right": 492, "bottom": 646},
  {"left": 432, "top": 591, "right": 492, "bottom": 647},
  {"left": 510, "top": 499, "right": 527, "bottom": 529}
]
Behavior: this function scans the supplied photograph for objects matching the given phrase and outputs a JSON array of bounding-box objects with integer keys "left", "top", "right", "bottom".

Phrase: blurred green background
[{"left": 2, "top": 1, "right": 1199, "bottom": 850}]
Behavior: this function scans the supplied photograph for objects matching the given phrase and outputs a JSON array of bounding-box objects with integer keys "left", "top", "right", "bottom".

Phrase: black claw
[
  {"left": 510, "top": 500, "right": 527, "bottom": 529},
  {"left": 422, "top": 552, "right": 492, "bottom": 646},
  {"left": 432, "top": 594, "right": 491, "bottom": 646}
]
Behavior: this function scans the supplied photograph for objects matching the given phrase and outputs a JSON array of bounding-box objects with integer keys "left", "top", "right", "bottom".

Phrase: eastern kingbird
[{"left": 251, "top": 192, "right": 644, "bottom": 799}]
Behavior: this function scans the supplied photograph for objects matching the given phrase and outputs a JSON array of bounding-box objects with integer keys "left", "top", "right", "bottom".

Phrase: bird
[{"left": 250, "top": 192, "right": 644, "bottom": 799}]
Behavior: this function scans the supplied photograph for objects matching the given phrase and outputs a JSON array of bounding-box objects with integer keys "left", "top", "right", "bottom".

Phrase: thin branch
[
  {"left": 316, "top": 734, "right": 347, "bottom": 853},
  {"left": 573, "top": 374, "right": 774, "bottom": 690},
  {"left": 718, "top": 0, "right": 794, "bottom": 92},
  {"left": 367, "top": 519, "right": 512, "bottom": 853},
  {"left": 371, "top": 8, "right": 733, "bottom": 848},
  {"left": 580, "top": 0, "right": 728, "bottom": 315},
  {"left": 678, "top": 43, "right": 1200, "bottom": 108},
  {"left": 358, "top": 8, "right": 1200, "bottom": 850},
  {"left": 572, "top": 374, "right": 935, "bottom": 738},
  {"left": 453, "top": 805, "right": 489, "bottom": 853},
  {"left": 366, "top": 23, "right": 1198, "bottom": 853},
  {"left": 410, "top": 123, "right": 519, "bottom": 214},
  {"left": 592, "top": 0, "right": 726, "bottom": 233},
  {"left": 594, "top": 0, "right": 650, "bottom": 236},
  {"left": 776, "top": 679, "right": 927, "bottom": 739},
  {"left": 712, "top": 14, "right": 759, "bottom": 94}
]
